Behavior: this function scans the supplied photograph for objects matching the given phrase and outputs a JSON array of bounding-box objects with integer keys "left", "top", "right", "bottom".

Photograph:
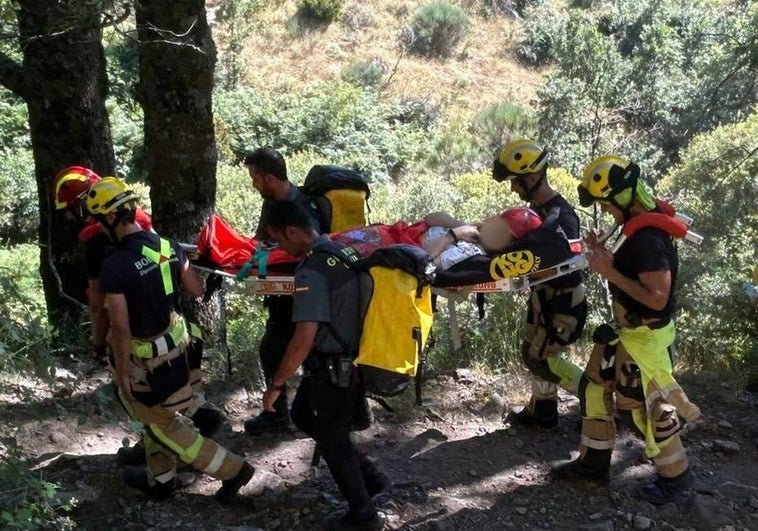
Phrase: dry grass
[{"left": 234, "top": 0, "right": 545, "bottom": 119}]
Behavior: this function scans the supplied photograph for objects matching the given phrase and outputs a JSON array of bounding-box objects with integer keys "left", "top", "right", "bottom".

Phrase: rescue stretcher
[
  {"left": 185, "top": 214, "right": 592, "bottom": 357},
  {"left": 187, "top": 203, "right": 704, "bottom": 339}
]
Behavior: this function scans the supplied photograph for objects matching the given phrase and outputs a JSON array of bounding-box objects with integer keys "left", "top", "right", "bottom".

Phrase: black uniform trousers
[
  {"left": 291, "top": 361, "right": 377, "bottom": 520},
  {"left": 260, "top": 296, "right": 295, "bottom": 414}
]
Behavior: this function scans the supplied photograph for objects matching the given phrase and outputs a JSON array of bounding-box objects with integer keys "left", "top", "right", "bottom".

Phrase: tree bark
[
  {"left": 135, "top": 0, "right": 224, "bottom": 351},
  {"left": 5, "top": 1, "right": 116, "bottom": 325}
]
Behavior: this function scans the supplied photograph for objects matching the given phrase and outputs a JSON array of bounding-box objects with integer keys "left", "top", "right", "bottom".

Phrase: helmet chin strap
[
  {"left": 609, "top": 174, "right": 638, "bottom": 223},
  {"left": 95, "top": 210, "right": 131, "bottom": 241},
  {"left": 518, "top": 173, "right": 545, "bottom": 202}
]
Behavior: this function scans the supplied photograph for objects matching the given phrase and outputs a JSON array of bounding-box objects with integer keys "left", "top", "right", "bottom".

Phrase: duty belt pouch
[
  {"left": 327, "top": 355, "right": 353, "bottom": 388},
  {"left": 185, "top": 338, "right": 203, "bottom": 371},
  {"left": 144, "top": 354, "right": 189, "bottom": 406},
  {"left": 540, "top": 288, "right": 586, "bottom": 347}
]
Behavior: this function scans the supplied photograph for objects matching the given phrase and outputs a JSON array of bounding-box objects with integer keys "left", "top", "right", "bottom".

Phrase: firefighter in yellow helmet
[
  {"left": 55, "top": 169, "right": 222, "bottom": 465},
  {"left": 493, "top": 139, "right": 587, "bottom": 428},
  {"left": 89, "top": 178, "right": 254, "bottom": 502},
  {"left": 552, "top": 155, "right": 702, "bottom": 505}
]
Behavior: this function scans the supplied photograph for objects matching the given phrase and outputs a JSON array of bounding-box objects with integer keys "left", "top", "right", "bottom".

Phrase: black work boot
[
  {"left": 365, "top": 471, "right": 390, "bottom": 498},
  {"left": 244, "top": 393, "right": 289, "bottom": 435},
  {"left": 638, "top": 468, "right": 694, "bottom": 505},
  {"left": 190, "top": 406, "right": 224, "bottom": 438},
  {"left": 328, "top": 511, "right": 386, "bottom": 531},
  {"left": 351, "top": 396, "right": 374, "bottom": 432},
  {"left": 123, "top": 467, "right": 176, "bottom": 501},
  {"left": 357, "top": 453, "right": 390, "bottom": 497},
  {"left": 551, "top": 458, "right": 610, "bottom": 484},
  {"left": 116, "top": 443, "right": 147, "bottom": 466},
  {"left": 505, "top": 400, "right": 559, "bottom": 428},
  {"left": 214, "top": 461, "right": 255, "bottom": 505}
]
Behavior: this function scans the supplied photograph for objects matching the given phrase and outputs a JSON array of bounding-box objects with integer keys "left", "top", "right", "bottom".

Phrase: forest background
[{"left": 0, "top": 0, "right": 756, "bottom": 527}]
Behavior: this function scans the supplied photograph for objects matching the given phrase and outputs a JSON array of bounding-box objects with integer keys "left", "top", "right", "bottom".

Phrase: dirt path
[{"left": 3, "top": 364, "right": 758, "bottom": 530}]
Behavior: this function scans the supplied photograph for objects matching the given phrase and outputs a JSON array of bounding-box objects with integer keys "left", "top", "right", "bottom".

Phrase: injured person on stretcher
[{"left": 192, "top": 205, "right": 582, "bottom": 290}]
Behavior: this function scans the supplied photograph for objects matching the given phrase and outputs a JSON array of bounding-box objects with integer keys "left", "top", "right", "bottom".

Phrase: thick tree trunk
[
  {"left": 135, "top": 1, "right": 224, "bottom": 351},
  {"left": 13, "top": 1, "right": 116, "bottom": 325}
]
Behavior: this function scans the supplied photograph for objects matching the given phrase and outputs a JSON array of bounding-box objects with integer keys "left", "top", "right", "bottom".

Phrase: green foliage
[
  {"left": 656, "top": 113, "right": 758, "bottom": 374},
  {"left": 471, "top": 102, "right": 537, "bottom": 162},
  {"left": 215, "top": 0, "right": 270, "bottom": 90},
  {"left": 0, "top": 439, "right": 74, "bottom": 530},
  {"left": 215, "top": 162, "right": 264, "bottom": 235},
  {"left": 425, "top": 293, "right": 525, "bottom": 372},
  {"left": 0, "top": 93, "right": 30, "bottom": 151},
  {"left": 461, "top": 0, "right": 541, "bottom": 19},
  {"left": 341, "top": 59, "right": 386, "bottom": 89},
  {"left": 223, "top": 290, "right": 267, "bottom": 383},
  {"left": 214, "top": 83, "right": 436, "bottom": 182},
  {"left": 0, "top": 149, "right": 38, "bottom": 244},
  {"left": 530, "top": 0, "right": 757, "bottom": 177},
  {"left": 107, "top": 100, "right": 145, "bottom": 182},
  {"left": 450, "top": 170, "right": 519, "bottom": 222},
  {"left": 408, "top": 1, "right": 472, "bottom": 59},
  {"left": 104, "top": 30, "right": 140, "bottom": 110},
  {"left": 0, "top": 245, "right": 54, "bottom": 377},
  {"left": 297, "top": 0, "right": 344, "bottom": 24},
  {"left": 427, "top": 101, "right": 536, "bottom": 175},
  {"left": 516, "top": 1, "right": 567, "bottom": 65}
]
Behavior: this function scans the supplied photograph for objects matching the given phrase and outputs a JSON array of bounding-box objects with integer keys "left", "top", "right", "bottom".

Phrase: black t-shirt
[
  {"left": 84, "top": 232, "right": 113, "bottom": 279},
  {"left": 533, "top": 194, "right": 580, "bottom": 240},
  {"left": 611, "top": 227, "right": 678, "bottom": 321},
  {"left": 100, "top": 231, "right": 186, "bottom": 338},
  {"left": 255, "top": 185, "right": 328, "bottom": 241}
]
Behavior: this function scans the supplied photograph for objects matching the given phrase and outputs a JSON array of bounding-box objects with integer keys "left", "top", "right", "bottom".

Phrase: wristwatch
[{"left": 447, "top": 228, "right": 459, "bottom": 243}]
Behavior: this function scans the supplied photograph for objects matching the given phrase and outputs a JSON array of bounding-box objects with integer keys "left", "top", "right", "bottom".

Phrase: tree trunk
[
  {"left": 135, "top": 0, "right": 224, "bottom": 352},
  {"left": 8, "top": 1, "right": 116, "bottom": 326}
]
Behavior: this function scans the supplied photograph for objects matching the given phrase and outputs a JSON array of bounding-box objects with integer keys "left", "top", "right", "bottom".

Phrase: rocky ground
[{"left": 2, "top": 362, "right": 758, "bottom": 531}]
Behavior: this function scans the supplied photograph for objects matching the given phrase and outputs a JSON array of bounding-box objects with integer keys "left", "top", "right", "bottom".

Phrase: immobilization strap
[
  {"left": 237, "top": 242, "right": 275, "bottom": 281},
  {"left": 141, "top": 238, "right": 174, "bottom": 296},
  {"left": 235, "top": 256, "right": 256, "bottom": 281}
]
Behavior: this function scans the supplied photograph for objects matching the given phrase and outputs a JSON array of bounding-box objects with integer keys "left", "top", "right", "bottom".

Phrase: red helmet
[
  {"left": 53, "top": 165, "right": 101, "bottom": 210},
  {"left": 499, "top": 206, "right": 542, "bottom": 239}
]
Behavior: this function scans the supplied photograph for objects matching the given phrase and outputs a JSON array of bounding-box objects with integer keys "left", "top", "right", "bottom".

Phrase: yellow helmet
[
  {"left": 86, "top": 177, "right": 137, "bottom": 216},
  {"left": 577, "top": 155, "right": 637, "bottom": 207},
  {"left": 492, "top": 139, "right": 548, "bottom": 182}
]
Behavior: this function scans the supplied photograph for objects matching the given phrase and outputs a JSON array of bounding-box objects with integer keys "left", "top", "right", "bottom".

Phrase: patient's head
[{"left": 478, "top": 206, "right": 542, "bottom": 253}]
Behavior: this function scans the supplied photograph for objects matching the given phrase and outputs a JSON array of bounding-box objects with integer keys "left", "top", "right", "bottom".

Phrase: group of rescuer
[{"left": 51, "top": 137, "right": 705, "bottom": 529}]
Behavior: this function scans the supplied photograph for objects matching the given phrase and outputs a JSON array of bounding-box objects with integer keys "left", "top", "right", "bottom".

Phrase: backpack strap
[{"left": 311, "top": 242, "right": 364, "bottom": 356}]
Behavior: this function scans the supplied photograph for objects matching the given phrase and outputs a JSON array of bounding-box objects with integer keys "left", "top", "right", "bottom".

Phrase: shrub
[
  {"left": 461, "top": 0, "right": 541, "bottom": 19},
  {"left": 0, "top": 244, "right": 54, "bottom": 377},
  {"left": 297, "top": 0, "right": 344, "bottom": 24},
  {"left": 340, "top": 58, "right": 387, "bottom": 89},
  {"left": 0, "top": 149, "right": 37, "bottom": 244},
  {"left": 516, "top": 2, "right": 568, "bottom": 65},
  {"left": 0, "top": 93, "right": 30, "bottom": 151},
  {"left": 215, "top": 161, "right": 264, "bottom": 236},
  {"left": 656, "top": 113, "right": 758, "bottom": 377},
  {"left": 214, "top": 83, "right": 436, "bottom": 182},
  {"left": 408, "top": 1, "right": 472, "bottom": 59},
  {"left": 470, "top": 102, "right": 538, "bottom": 161},
  {"left": 0, "top": 439, "right": 74, "bottom": 530},
  {"left": 340, "top": 1, "right": 375, "bottom": 31}
]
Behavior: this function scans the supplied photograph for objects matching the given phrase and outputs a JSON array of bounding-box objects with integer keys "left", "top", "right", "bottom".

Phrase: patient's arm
[
  {"left": 423, "top": 211, "right": 468, "bottom": 228},
  {"left": 422, "top": 224, "right": 480, "bottom": 259}
]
